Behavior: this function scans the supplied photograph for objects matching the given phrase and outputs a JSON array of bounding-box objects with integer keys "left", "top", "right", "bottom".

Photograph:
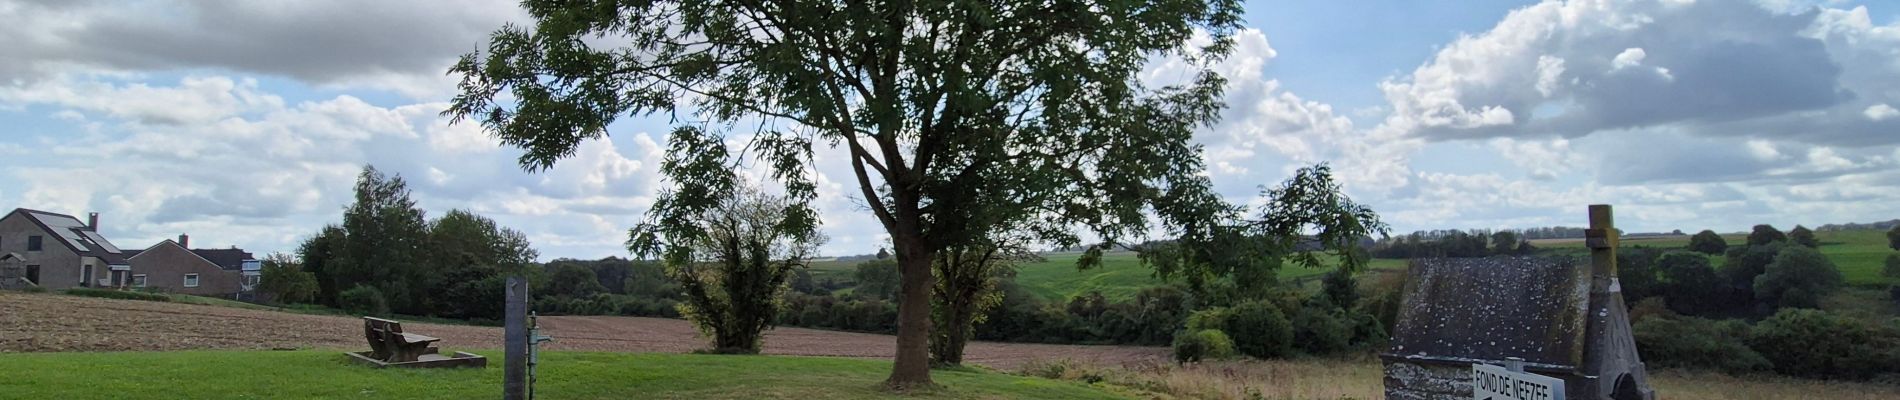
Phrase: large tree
[
  {"left": 1747, "top": 224, "right": 1787, "bottom": 247},
  {"left": 1788, "top": 225, "right": 1819, "bottom": 249},
  {"left": 426, "top": 209, "right": 539, "bottom": 320},
  {"left": 448, "top": 0, "right": 1243, "bottom": 387}
]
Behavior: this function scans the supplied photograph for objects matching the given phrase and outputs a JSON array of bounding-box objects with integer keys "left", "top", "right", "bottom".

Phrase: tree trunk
[
  {"left": 886, "top": 231, "right": 936, "bottom": 389},
  {"left": 931, "top": 300, "right": 975, "bottom": 366}
]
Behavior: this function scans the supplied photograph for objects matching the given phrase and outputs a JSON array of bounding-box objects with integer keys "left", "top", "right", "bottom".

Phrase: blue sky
[{"left": 2, "top": 0, "right": 1898, "bottom": 260}]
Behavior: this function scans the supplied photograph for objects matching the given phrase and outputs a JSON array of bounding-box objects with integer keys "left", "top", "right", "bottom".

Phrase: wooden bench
[{"left": 363, "top": 317, "right": 441, "bottom": 363}]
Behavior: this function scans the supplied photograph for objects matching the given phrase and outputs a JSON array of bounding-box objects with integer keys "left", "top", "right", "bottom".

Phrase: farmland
[{"left": 1537, "top": 229, "right": 1897, "bottom": 286}]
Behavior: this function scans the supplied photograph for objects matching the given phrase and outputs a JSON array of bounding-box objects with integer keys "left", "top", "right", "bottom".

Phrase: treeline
[
  {"left": 1371, "top": 230, "right": 1535, "bottom": 258},
  {"left": 283, "top": 166, "right": 539, "bottom": 322},
  {"left": 1620, "top": 224, "right": 1900, "bottom": 381}
]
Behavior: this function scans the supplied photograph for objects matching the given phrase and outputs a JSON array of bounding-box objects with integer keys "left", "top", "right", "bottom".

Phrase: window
[
  {"left": 183, "top": 274, "right": 200, "bottom": 288},
  {"left": 25, "top": 265, "right": 39, "bottom": 285},
  {"left": 27, "top": 235, "right": 42, "bottom": 251},
  {"left": 132, "top": 274, "right": 147, "bottom": 288},
  {"left": 81, "top": 266, "right": 93, "bottom": 287},
  {"left": 244, "top": 275, "right": 260, "bottom": 286}
]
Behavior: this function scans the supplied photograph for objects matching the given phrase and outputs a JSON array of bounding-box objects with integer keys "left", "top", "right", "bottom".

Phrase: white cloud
[
  {"left": 1611, "top": 47, "right": 1647, "bottom": 70},
  {"left": 1867, "top": 103, "right": 1899, "bottom": 121}
]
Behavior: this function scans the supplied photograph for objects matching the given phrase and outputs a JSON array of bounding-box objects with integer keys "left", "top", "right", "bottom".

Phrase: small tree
[
  {"left": 1687, "top": 230, "right": 1728, "bottom": 255},
  {"left": 1755, "top": 246, "right": 1844, "bottom": 309},
  {"left": 1490, "top": 231, "right": 1520, "bottom": 256},
  {"left": 1747, "top": 224, "right": 1787, "bottom": 247},
  {"left": 1888, "top": 225, "right": 1900, "bottom": 251},
  {"left": 928, "top": 237, "right": 1030, "bottom": 366},
  {"left": 257, "top": 252, "right": 318, "bottom": 304},
  {"left": 1788, "top": 225, "right": 1819, "bottom": 248},
  {"left": 1723, "top": 242, "right": 1784, "bottom": 289},
  {"left": 1884, "top": 253, "right": 1900, "bottom": 280},
  {"left": 633, "top": 186, "right": 823, "bottom": 354}
]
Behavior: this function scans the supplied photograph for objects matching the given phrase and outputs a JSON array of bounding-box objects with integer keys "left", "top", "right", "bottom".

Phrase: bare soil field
[{"left": 0, "top": 292, "right": 1164, "bottom": 369}]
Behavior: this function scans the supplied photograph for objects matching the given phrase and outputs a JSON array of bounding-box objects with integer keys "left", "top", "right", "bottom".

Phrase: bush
[
  {"left": 1687, "top": 230, "right": 1728, "bottom": 255},
  {"left": 338, "top": 285, "right": 390, "bottom": 317},
  {"left": 1754, "top": 246, "right": 1843, "bottom": 309},
  {"left": 1747, "top": 309, "right": 1900, "bottom": 380},
  {"left": 65, "top": 288, "right": 171, "bottom": 302},
  {"left": 22, "top": 286, "right": 47, "bottom": 293},
  {"left": 1185, "top": 308, "right": 1230, "bottom": 332},
  {"left": 1288, "top": 302, "right": 1353, "bottom": 355},
  {"left": 1223, "top": 300, "right": 1293, "bottom": 359},
  {"left": 1172, "top": 329, "right": 1236, "bottom": 363},
  {"left": 1883, "top": 253, "right": 1900, "bottom": 280},
  {"left": 1656, "top": 251, "right": 1726, "bottom": 315},
  {"left": 1631, "top": 316, "right": 1770, "bottom": 373}
]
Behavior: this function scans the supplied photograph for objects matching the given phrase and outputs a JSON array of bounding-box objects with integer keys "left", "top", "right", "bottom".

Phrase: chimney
[
  {"left": 178, "top": 234, "right": 190, "bottom": 249},
  {"left": 87, "top": 212, "right": 99, "bottom": 231}
]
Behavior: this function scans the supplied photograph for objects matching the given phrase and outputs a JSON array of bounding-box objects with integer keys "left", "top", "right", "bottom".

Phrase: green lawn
[
  {"left": 0, "top": 350, "right": 1133, "bottom": 400},
  {"left": 1539, "top": 230, "right": 1897, "bottom": 286}
]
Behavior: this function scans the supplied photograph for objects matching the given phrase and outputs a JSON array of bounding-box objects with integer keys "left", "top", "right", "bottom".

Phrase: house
[
  {"left": 0, "top": 208, "right": 133, "bottom": 289},
  {"left": 125, "top": 234, "right": 253, "bottom": 297}
]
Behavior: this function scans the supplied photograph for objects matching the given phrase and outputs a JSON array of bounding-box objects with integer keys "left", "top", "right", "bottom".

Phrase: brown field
[
  {"left": 0, "top": 291, "right": 1162, "bottom": 369},
  {"left": 6, "top": 291, "right": 1897, "bottom": 399}
]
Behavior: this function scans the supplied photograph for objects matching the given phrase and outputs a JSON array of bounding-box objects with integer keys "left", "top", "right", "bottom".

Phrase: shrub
[
  {"left": 1185, "top": 308, "right": 1230, "bottom": 332},
  {"left": 1656, "top": 251, "right": 1726, "bottom": 315},
  {"left": 1223, "top": 300, "right": 1293, "bottom": 359},
  {"left": 1747, "top": 309, "right": 1900, "bottom": 380},
  {"left": 1788, "top": 225, "right": 1819, "bottom": 248},
  {"left": 1288, "top": 303, "right": 1353, "bottom": 355},
  {"left": 65, "top": 288, "right": 171, "bottom": 302},
  {"left": 338, "top": 285, "right": 390, "bottom": 317},
  {"left": 1172, "top": 329, "right": 1235, "bottom": 363},
  {"left": 22, "top": 286, "right": 47, "bottom": 293},
  {"left": 1631, "top": 316, "right": 1770, "bottom": 373},
  {"left": 1747, "top": 224, "right": 1786, "bottom": 247},
  {"left": 1883, "top": 253, "right": 1900, "bottom": 280},
  {"left": 1754, "top": 246, "right": 1843, "bottom": 309}
]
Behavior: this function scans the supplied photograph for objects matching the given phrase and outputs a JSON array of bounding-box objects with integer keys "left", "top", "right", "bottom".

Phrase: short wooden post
[{"left": 504, "top": 276, "right": 528, "bottom": 400}]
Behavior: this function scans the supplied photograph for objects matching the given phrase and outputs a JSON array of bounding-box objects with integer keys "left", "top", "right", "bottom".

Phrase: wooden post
[{"left": 504, "top": 276, "right": 528, "bottom": 400}]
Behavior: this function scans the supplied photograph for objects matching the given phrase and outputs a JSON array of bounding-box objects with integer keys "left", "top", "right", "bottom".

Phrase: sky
[{"left": 2, "top": 0, "right": 1898, "bottom": 260}]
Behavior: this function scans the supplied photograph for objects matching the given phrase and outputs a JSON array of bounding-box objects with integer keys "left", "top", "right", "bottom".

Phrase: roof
[
  {"left": 1384, "top": 256, "right": 1592, "bottom": 370},
  {"left": 190, "top": 248, "right": 256, "bottom": 271},
  {"left": 8, "top": 208, "right": 128, "bottom": 264}
]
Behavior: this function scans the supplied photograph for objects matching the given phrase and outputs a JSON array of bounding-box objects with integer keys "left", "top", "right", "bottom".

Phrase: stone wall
[{"left": 1384, "top": 361, "right": 1471, "bottom": 400}]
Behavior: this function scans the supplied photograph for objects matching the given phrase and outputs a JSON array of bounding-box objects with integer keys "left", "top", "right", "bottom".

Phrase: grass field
[
  {"left": 1539, "top": 229, "right": 1897, "bottom": 286},
  {"left": 0, "top": 350, "right": 1135, "bottom": 400}
]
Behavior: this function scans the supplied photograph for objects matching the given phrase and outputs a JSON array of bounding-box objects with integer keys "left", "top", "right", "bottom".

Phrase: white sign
[{"left": 1472, "top": 363, "right": 1565, "bottom": 400}]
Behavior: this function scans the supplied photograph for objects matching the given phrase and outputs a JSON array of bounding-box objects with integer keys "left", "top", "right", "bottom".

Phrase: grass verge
[{"left": 0, "top": 350, "right": 1135, "bottom": 400}]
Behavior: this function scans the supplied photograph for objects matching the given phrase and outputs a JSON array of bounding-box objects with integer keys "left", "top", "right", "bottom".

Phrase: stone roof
[{"left": 1384, "top": 256, "right": 1592, "bottom": 370}]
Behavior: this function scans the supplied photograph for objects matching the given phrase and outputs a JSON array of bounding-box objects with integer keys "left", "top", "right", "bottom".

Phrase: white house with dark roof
[{"left": 0, "top": 208, "right": 133, "bottom": 289}]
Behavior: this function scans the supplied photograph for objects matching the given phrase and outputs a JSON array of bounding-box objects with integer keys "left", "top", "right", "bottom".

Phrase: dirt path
[{"left": 0, "top": 292, "right": 1165, "bottom": 369}]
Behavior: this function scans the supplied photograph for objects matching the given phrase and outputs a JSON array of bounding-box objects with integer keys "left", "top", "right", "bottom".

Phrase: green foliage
[
  {"left": 1631, "top": 316, "right": 1771, "bottom": 373},
  {"left": 1656, "top": 251, "right": 1726, "bottom": 315},
  {"left": 1144, "top": 165, "right": 1389, "bottom": 300},
  {"left": 931, "top": 243, "right": 1027, "bottom": 366},
  {"left": 1789, "top": 225, "right": 1819, "bottom": 248},
  {"left": 1688, "top": 230, "right": 1728, "bottom": 255},
  {"left": 1172, "top": 329, "right": 1235, "bottom": 363},
  {"left": 1185, "top": 308, "right": 1230, "bottom": 332},
  {"left": 298, "top": 169, "right": 539, "bottom": 320},
  {"left": 64, "top": 288, "right": 170, "bottom": 302},
  {"left": 546, "top": 264, "right": 607, "bottom": 298},
  {"left": 635, "top": 187, "right": 822, "bottom": 354},
  {"left": 1319, "top": 269, "right": 1358, "bottom": 309},
  {"left": 1747, "top": 309, "right": 1900, "bottom": 380},
  {"left": 257, "top": 253, "right": 318, "bottom": 304},
  {"left": 1616, "top": 247, "right": 1665, "bottom": 304},
  {"left": 338, "top": 285, "right": 389, "bottom": 317},
  {"left": 448, "top": 0, "right": 1249, "bottom": 384},
  {"left": 1287, "top": 302, "right": 1354, "bottom": 355},
  {"left": 1724, "top": 242, "right": 1783, "bottom": 289},
  {"left": 1889, "top": 225, "right": 1900, "bottom": 251},
  {"left": 1223, "top": 301, "right": 1294, "bottom": 359},
  {"left": 1884, "top": 253, "right": 1900, "bottom": 280},
  {"left": 1754, "top": 246, "right": 1844, "bottom": 309},
  {"left": 853, "top": 259, "right": 901, "bottom": 301},
  {"left": 1748, "top": 224, "right": 1787, "bottom": 247}
]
